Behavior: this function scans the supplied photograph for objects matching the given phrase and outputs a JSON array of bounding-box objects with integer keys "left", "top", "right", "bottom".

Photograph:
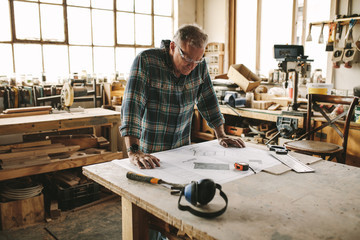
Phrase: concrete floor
[{"left": 0, "top": 196, "right": 122, "bottom": 240}]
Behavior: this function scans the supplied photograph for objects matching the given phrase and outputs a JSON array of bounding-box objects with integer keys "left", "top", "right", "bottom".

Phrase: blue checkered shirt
[{"left": 119, "top": 41, "right": 224, "bottom": 153}]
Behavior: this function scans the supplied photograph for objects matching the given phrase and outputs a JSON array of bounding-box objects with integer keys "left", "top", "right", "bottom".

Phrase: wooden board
[
  {"left": 3, "top": 106, "right": 52, "bottom": 114},
  {"left": 0, "top": 194, "right": 44, "bottom": 230},
  {"left": 0, "top": 151, "right": 123, "bottom": 181},
  {"left": 0, "top": 110, "right": 51, "bottom": 118},
  {"left": 0, "top": 140, "right": 52, "bottom": 152}
]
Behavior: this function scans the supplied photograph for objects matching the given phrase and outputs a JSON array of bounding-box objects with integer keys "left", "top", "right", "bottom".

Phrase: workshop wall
[{"left": 331, "top": 0, "right": 360, "bottom": 92}]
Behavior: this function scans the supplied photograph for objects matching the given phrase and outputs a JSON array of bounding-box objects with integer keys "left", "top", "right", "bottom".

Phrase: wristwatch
[{"left": 127, "top": 143, "right": 139, "bottom": 153}]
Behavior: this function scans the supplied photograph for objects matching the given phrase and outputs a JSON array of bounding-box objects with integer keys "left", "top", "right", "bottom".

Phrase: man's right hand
[{"left": 129, "top": 151, "right": 161, "bottom": 169}]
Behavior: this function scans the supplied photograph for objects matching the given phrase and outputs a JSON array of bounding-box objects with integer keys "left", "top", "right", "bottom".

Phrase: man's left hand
[{"left": 218, "top": 136, "right": 246, "bottom": 148}]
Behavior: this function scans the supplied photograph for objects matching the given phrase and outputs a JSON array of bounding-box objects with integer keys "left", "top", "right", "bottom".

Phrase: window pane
[
  {"left": 14, "top": 1, "right": 40, "bottom": 40},
  {"left": 67, "top": 0, "right": 90, "bottom": 7},
  {"left": 135, "top": 0, "right": 151, "bottom": 14},
  {"left": 40, "top": 0, "right": 62, "bottom": 3},
  {"left": 0, "top": 0, "right": 11, "bottom": 41},
  {"left": 116, "top": 47, "right": 135, "bottom": 75},
  {"left": 260, "top": 0, "right": 292, "bottom": 75},
  {"left": 92, "top": 9, "right": 114, "bottom": 46},
  {"left": 304, "top": 0, "right": 330, "bottom": 77},
  {"left": 43, "top": 45, "right": 69, "bottom": 77},
  {"left": 117, "top": 12, "right": 134, "bottom": 44},
  {"left": 40, "top": 4, "right": 65, "bottom": 41},
  {"left": 135, "top": 14, "right": 151, "bottom": 45},
  {"left": 117, "top": 0, "right": 133, "bottom": 12},
  {"left": 69, "top": 46, "right": 93, "bottom": 73},
  {"left": 154, "top": 0, "right": 172, "bottom": 16},
  {"left": 93, "top": 47, "right": 114, "bottom": 74},
  {"left": 0, "top": 44, "right": 13, "bottom": 74},
  {"left": 236, "top": 0, "right": 257, "bottom": 71},
  {"left": 154, "top": 16, "right": 172, "bottom": 47},
  {"left": 14, "top": 44, "right": 42, "bottom": 74},
  {"left": 92, "top": 0, "right": 113, "bottom": 9},
  {"left": 67, "top": 7, "right": 92, "bottom": 45}
]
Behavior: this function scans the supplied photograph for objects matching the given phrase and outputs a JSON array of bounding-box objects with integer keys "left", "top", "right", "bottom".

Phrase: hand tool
[
  {"left": 306, "top": 23, "right": 312, "bottom": 41},
  {"left": 269, "top": 152, "right": 315, "bottom": 173},
  {"left": 234, "top": 162, "right": 256, "bottom": 174},
  {"left": 126, "top": 171, "right": 185, "bottom": 189},
  {"left": 318, "top": 23, "right": 325, "bottom": 44},
  {"left": 267, "top": 144, "right": 288, "bottom": 154}
]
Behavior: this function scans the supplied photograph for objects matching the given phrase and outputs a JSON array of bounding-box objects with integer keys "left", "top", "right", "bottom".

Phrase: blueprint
[{"left": 112, "top": 140, "right": 281, "bottom": 184}]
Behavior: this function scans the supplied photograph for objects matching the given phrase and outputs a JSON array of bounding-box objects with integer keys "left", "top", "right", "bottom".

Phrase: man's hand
[
  {"left": 129, "top": 151, "right": 161, "bottom": 169},
  {"left": 214, "top": 125, "right": 246, "bottom": 148},
  {"left": 218, "top": 135, "right": 246, "bottom": 148}
]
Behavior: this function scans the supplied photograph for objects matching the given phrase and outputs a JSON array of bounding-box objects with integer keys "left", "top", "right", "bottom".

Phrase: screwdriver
[{"left": 126, "top": 171, "right": 185, "bottom": 189}]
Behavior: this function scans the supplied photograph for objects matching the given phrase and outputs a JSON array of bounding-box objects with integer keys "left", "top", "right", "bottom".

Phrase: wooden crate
[{"left": 0, "top": 194, "right": 44, "bottom": 230}]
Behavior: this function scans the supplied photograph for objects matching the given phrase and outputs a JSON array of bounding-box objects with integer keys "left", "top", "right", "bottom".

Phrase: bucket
[{"left": 307, "top": 83, "right": 333, "bottom": 95}]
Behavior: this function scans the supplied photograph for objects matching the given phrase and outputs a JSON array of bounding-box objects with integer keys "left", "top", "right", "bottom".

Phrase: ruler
[{"left": 269, "top": 152, "right": 315, "bottom": 173}]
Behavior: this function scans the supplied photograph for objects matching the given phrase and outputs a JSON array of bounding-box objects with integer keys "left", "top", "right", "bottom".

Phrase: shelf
[
  {"left": 310, "top": 16, "right": 360, "bottom": 26},
  {"left": 0, "top": 151, "right": 123, "bottom": 181}
]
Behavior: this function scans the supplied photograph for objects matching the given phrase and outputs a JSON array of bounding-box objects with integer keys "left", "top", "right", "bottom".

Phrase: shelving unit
[{"left": 205, "top": 42, "right": 225, "bottom": 79}]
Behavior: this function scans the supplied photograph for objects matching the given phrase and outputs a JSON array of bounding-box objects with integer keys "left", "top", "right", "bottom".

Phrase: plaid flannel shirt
[{"left": 119, "top": 40, "right": 224, "bottom": 153}]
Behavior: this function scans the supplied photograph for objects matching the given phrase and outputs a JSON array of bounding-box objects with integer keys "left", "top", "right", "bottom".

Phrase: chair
[{"left": 284, "top": 94, "right": 359, "bottom": 164}]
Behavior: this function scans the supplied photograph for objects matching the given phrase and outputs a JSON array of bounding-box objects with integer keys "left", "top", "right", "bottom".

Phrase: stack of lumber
[
  {"left": 0, "top": 140, "right": 80, "bottom": 170},
  {"left": 0, "top": 106, "right": 52, "bottom": 118}
]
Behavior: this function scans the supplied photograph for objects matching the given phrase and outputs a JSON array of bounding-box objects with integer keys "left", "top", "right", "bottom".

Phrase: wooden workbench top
[{"left": 83, "top": 142, "right": 360, "bottom": 240}]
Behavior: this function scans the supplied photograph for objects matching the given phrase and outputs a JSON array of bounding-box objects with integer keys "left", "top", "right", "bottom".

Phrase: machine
[
  {"left": 36, "top": 79, "right": 99, "bottom": 111},
  {"left": 274, "top": 44, "right": 313, "bottom": 115}
]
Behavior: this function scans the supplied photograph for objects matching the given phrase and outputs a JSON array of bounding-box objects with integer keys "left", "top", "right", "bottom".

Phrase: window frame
[{"left": 1, "top": 0, "right": 174, "bottom": 76}]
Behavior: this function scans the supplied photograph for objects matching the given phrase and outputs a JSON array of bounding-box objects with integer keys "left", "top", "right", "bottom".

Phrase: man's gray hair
[{"left": 173, "top": 24, "right": 208, "bottom": 49}]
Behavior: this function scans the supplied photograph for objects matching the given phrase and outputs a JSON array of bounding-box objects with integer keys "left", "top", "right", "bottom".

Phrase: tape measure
[
  {"left": 234, "top": 162, "right": 249, "bottom": 171},
  {"left": 234, "top": 162, "right": 256, "bottom": 174}
]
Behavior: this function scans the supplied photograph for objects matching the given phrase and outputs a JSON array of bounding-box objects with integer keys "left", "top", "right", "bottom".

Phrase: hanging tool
[
  {"left": 326, "top": 22, "right": 336, "bottom": 51},
  {"left": 126, "top": 171, "right": 185, "bottom": 189},
  {"left": 234, "top": 162, "right": 256, "bottom": 174},
  {"left": 306, "top": 23, "right": 312, "bottom": 41},
  {"left": 344, "top": 19, "right": 357, "bottom": 49},
  {"left": 318, "top": 23, "right": 325, "bottom": 44}
]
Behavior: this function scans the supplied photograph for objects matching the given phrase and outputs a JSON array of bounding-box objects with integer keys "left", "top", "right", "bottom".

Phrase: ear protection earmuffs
[{"left": 177, "top": 179, "right": 228, "bottom": 218}]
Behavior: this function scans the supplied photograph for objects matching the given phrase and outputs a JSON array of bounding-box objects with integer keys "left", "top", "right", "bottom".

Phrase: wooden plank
[
  {"left": 0, "top": 151, "right": 123, "bottom": 181},
  {"left": 1, "top": 155, "right": 51, "bottom": 169},
  {"left": 11, "top": 143, "right": 65, "bottom": 152},
  {"left": 0, "top": 145, "right": 80, "bottom": 161},
  {"left": 0, "top": 110, "right": 50, "bottom": 118},
  {"left": 50, "top": 135, "right": 98, "bottom": 150},
  {"left": 0, "top": 140, "right": 52, "bottom": 151},
  {"left": 0, "top": 194, "right": 44, "bottom": 230},
  {"left": 3, "top": 106, "right": 52, "bottom": 114},
  {"left": 0, "top": 108, "right": 120, "bottom": 136}
]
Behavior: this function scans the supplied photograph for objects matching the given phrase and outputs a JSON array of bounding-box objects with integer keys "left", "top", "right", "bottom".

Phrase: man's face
[{"left": 171, "top": 41, "right": 205, "bottom": 76}]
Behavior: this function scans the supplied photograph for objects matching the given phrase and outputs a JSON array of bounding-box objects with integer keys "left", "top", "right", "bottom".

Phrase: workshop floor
[{"left": 0, "top": 196, "right": 122, "bottom": 240}]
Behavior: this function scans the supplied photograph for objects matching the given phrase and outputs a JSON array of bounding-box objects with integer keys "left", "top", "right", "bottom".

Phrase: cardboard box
[{"left": 227, "top": 64, "right": 261, "bottom": 92}]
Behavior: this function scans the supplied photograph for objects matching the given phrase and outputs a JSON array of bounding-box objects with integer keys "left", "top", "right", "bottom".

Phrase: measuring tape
[
  {"left": 234, "top": 162, "right": 256, "bottom": 174},
  {"left": 234, "top": 162, "right": 249, "bottom": 171}
]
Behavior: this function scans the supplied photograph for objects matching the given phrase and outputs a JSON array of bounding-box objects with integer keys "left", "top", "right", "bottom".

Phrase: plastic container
[{"left": 307, "top": 83, "right": 333, "bottom": 95}]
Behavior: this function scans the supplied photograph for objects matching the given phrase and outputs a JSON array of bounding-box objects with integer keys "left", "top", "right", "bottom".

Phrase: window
[
  {"left": 0, "top": 0, "right": 174, "bottom": 83},
  {"left": 235, "top": 0, "right": 331, "bottom": 78}
]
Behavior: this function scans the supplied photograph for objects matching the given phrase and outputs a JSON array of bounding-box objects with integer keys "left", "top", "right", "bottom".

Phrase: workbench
[
  {"left": 83, "top": 142, "right": 360, "bottom": 240},
  {"left": 219, "top": 105, "right": 305, "bottom": 128},
  {"left": 0, "top": 108, "right": 122, "bottom": 181}
]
